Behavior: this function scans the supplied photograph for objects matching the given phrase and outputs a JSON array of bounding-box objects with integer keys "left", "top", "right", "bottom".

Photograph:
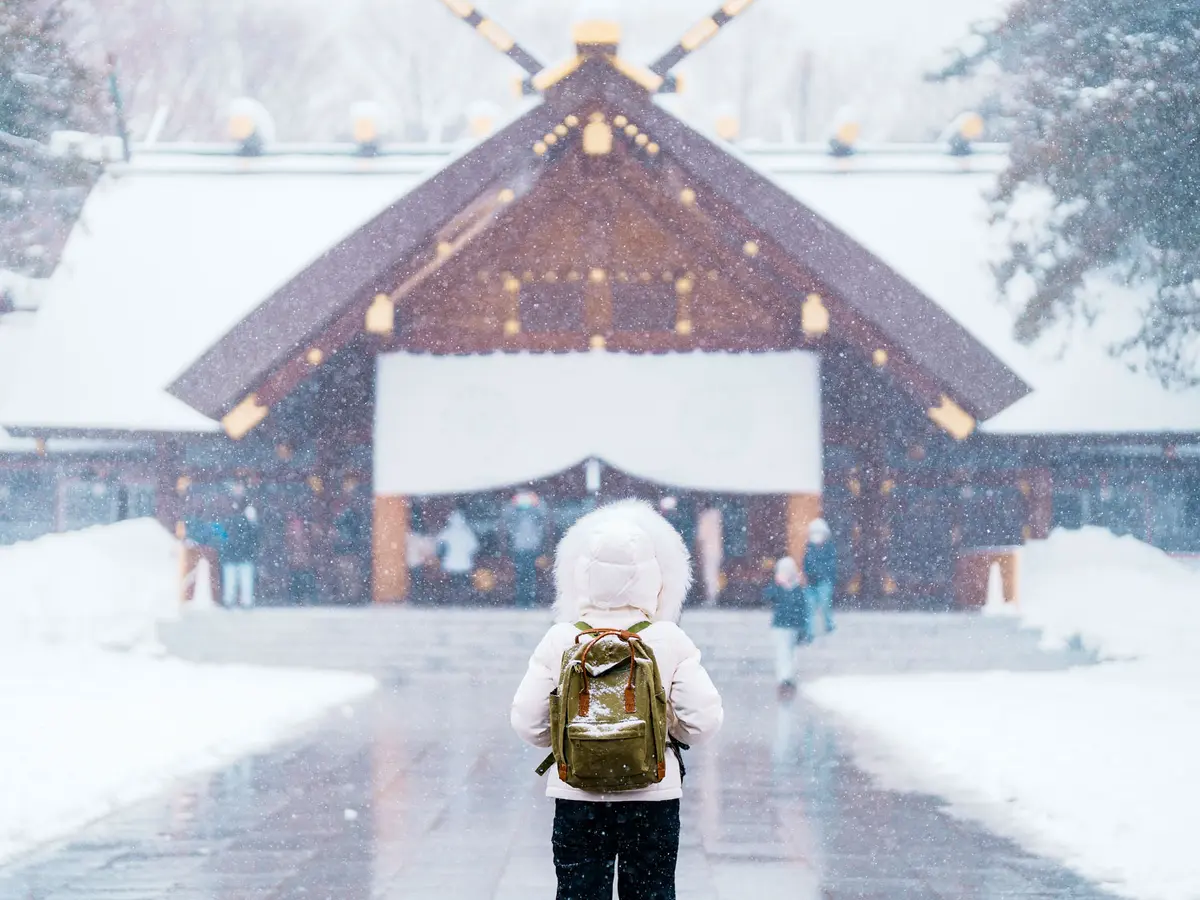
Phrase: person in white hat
[
  {"left": 803, "top": 518, "right": 838, "bottom": 635},
  {"left": 511, "top": 500, "right": 723, "bottom": 897}
]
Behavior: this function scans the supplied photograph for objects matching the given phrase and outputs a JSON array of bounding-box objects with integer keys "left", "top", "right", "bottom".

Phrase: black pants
[{"left": 552, "top": 799, "right": 680, "bottom": 900}]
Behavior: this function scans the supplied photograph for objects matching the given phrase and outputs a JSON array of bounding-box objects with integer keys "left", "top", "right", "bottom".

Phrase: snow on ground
[
  {"left": 807, "top": 528, "right": 1200, "bottom": 900},
  {"left": 0, "top": 519, "right": 181, "bottom": 650},
  {"left": 0, "top": 520, "right": 376, "bottom": 863}
]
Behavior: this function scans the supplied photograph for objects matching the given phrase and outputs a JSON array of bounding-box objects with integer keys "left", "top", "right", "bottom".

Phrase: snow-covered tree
[
  {"left": 943, "top": 0, "right": 1200, "bottom": 383},
  {"left": 0, "top": 0, "right": 102, "bottom": 276}
]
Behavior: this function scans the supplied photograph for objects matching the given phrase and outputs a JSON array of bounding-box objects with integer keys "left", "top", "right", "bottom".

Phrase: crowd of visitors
[
  {"left": 189, "top": 487, "right": 842, "bottom": 623},
  {"left": 428, "top": 497, "right": 842, "bottom": 618}
]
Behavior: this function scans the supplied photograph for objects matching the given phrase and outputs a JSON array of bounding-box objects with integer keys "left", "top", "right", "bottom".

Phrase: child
[
  {"left": 763, "top": 556, "right": 810, "bottom": 699},
  {"left": 511, "top": 500, "right": 724, "bottom": 899}
]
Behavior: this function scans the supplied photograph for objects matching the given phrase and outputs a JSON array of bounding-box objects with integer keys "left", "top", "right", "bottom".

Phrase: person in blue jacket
[
  {"left": 764, "top": 556, "right": 810, "bottom": 699},
  {"left": 803, "top": 518, "right": 838, "bottom": 635},
  {"left": 219, "top": 502, "right": 261, "bottom": 609}
]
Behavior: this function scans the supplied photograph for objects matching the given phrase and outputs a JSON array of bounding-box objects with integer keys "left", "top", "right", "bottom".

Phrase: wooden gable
[
  {"left": 380, "top": 145, "right": 791, "bottom": 355},
  {"left": 167, "top": 55, "right": 1028, "bottom": 441}
]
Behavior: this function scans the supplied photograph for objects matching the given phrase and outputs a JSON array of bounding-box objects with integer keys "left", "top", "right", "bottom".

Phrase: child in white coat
[{"left": 511, "top": 500, "right": 724, "bottom": 900}]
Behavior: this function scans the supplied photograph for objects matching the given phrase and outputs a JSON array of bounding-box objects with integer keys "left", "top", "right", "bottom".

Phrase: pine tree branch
[{"left": 0, "top": 130, "right": 50, "bottom": 157}]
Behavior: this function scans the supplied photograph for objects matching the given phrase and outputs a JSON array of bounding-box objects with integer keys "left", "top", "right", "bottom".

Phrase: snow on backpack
[{"left": 536, "top": 622, "right": 677, "bottom": 792}]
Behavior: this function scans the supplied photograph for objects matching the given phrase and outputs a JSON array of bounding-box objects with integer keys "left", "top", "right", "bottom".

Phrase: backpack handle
[
  {"left": 574, "top": 620, "right": 651, "bottom": 635},
  {"left": 576, "top": 630, "right": 644, "bottom": 716}
]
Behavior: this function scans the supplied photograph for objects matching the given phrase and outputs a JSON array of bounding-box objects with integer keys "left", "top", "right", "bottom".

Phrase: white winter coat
[
  {"left": 510, "top": 501, "right": 724, "bottom": 802},
  {"left": 437, "top": 511, "right": 479, "bottom": 575}
]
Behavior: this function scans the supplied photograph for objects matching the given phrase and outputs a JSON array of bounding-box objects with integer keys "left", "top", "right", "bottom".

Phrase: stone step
[{"left": 160, "top": 609, "right": 1094, "bottom": 679}]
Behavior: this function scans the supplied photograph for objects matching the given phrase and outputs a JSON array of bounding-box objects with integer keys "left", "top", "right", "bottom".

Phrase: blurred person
[
  {"left": 764, "top": 556, "right": 810, "bottom": 700},
  {"left": 511, "top": 500, "right": 723, "bottom": 899},
  {"left": 803, "top": 518, "right": 838, "bottom": 635},
  {"left": 503, "top": 491, "right": 548, "bottom": 608},
  {"left": 437, "top": 509, "right": 479, "bottom": 604},
  {"left": 220, "top": 503, "right": 260, "bottom": 609},
  {"left": 696, "top": 506, "right": 723, "bottom": 606},
  {"left": 284, "top": 513, "right": 316, "bottom": 605},
  {"left": 332, "top": 500, "right": 368, "bottom": 603}
]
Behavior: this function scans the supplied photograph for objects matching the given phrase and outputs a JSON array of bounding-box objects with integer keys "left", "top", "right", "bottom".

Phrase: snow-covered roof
[
  {"left": 0, "top": 154, "right": 438, "bottom": 434},
  {"left": 1, "top": 313, "right": 148, "bottom": 453},
  {"left": 747, "top": 153, "right": 1200, "bottom": 436},
  {"left": 2, "top": 142, "right": 1198, "bottom": 438}
]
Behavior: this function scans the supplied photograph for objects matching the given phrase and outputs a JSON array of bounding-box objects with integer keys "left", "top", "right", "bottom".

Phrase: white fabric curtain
[{"left": 374, "top": 351, "right": 822, "bottom": 496}]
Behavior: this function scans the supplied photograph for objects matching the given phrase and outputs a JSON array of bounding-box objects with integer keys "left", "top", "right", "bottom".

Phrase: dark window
[
  {"left": 1146, "top": 477, "right": 1200, "bottom": 553},
  {"left": 1052, "top": 491, "right": 1084, "bottom": 530},
  {"left": 519, "top": 284, "right": 584, "bottom": 332},
  {"left": 1092, "top": 487, "right": 1146, "bottom": 539},
  {"left": 59, "top": 479, "right": 121, "bottom": 531},
  {"left": 1185, "top": 480, "right": 1200, "bottom": 530},
  {"left": 0, "top": 472, "right": 55, "bottom": 544},
  {"left": 961, "top": 485, "right": 1025, "bottom": 547},
  {"left": 888, "top": 486, "right": 954, "bottom": 582},
  {"left": 611, "top": 283, "right": 676, "bottom": 332}
]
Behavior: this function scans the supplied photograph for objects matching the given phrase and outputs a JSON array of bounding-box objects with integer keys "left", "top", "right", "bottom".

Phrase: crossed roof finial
[
  {"left": 436, "top": 0, "right": 545, "bottom": 77},
  {"left": 649, "top": 0, "right": 757, "bottom": 77},
  {"left": 435, "top": 0, "right": 759, "bottom": 94}
]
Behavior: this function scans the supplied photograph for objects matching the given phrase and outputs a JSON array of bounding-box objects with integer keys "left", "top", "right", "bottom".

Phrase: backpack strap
[
  {"left": 539, "top": 621, "right": 597, "bottom": 778},
  {"left": 669, "top": 737, "right": 690, "bottom": 780}
]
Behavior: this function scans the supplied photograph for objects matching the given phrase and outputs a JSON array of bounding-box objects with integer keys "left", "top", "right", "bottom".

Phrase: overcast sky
[{"left": 490, "top": 0, "right": 1010, "bottom": 66}]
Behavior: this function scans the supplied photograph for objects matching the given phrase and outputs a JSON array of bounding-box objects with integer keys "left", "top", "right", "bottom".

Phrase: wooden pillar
[
  {"left": 954, "top": 549, "right": 1020, "bottom": 607},
  {"left": 786, "top": 494, "right": 823, "bottom": 565},
  {"left": 373, "top": 495, "right": 410, "bottom": 603}
]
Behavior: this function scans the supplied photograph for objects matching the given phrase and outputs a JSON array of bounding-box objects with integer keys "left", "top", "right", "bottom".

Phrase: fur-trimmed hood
[{"left": 553, "top": 500, "right": 692, "bottom": 624}]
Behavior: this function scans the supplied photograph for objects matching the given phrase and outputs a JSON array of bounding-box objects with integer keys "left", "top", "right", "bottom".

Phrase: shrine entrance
[
  {"left": 373, "top": 350, "right": 823, "bottom": 607},
  {"left": 166, "top": 21, "right": 1028, "bottom": 610},
  {"left": 403, "top": 460, "right": 795, "bottom": 609}
]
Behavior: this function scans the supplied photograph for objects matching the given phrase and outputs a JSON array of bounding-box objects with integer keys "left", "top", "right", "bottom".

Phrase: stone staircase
[{"left": 159, "top": 608, "right": 1095, "bottom": 682}]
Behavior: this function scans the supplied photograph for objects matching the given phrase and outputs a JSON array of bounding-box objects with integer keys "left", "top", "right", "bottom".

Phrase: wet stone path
[{"left": 0, "top": 611, "right": 1117, "bottom": 899}]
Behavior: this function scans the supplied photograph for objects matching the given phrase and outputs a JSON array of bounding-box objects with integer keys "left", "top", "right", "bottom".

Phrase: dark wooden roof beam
[
  {"left": 249, "top": 172, "right": 545, "bottom": 412},
  {"left": 649, "top": 0, "right": 758, "bottom": 78},
  {"left": 610, "top": 145, "right": 973, "bottom": 431},
  {"left": 168, "top": 90, "right": 584, "bottom": 420},
  {"left": 598, "top": 79, "right": 1028, "bottom": 419},
  {"left": 435, "top": 0, "right": 544, "bottom": 77}
]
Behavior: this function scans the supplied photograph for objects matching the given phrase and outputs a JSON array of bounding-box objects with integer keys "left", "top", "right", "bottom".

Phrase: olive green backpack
[{"left": 535, "top": 622, "right": 673, "bottom": 793}]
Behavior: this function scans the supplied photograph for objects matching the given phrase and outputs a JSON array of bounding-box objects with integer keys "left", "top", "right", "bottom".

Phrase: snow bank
[
  {"left": 0, "top": 518, "right": 180, "bottom": 651},
  {"left": 0, "top": 649, "right": 376, "bottom": 863},
  {"left": 1008, "top": 526, "right": 1200, "bottom": 664},
  {"left": 807, "top": 528, "right": 1200, "bottom": 900},
  {"left": 0, "top": 519, "right": 378, "bottom": 863}
]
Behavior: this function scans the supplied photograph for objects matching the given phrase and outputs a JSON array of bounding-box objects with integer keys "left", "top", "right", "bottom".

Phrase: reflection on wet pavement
[{"left": 0, "top": 612, "right": 1116, "bottom": 899}]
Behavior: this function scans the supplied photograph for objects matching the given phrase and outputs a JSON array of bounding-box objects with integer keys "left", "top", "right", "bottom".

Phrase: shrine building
[{"left": 2, "top": 8, "right": 1199, "bottom": 609}]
